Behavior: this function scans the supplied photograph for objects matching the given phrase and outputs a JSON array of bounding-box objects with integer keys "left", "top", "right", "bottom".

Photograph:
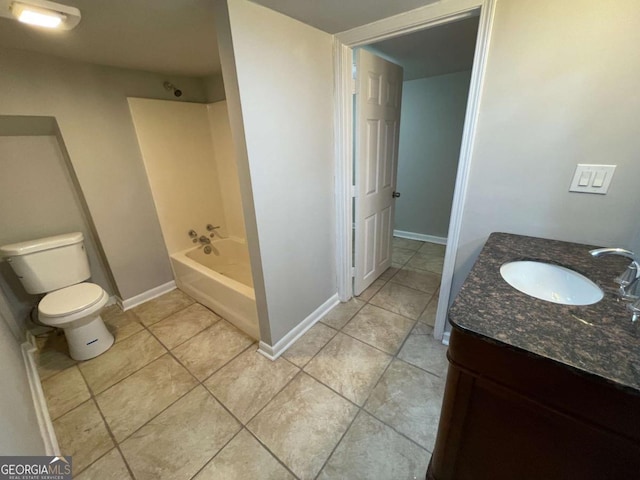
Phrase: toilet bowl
[{"left": 38, "top": 282, "right": 114, "bottom": 361}]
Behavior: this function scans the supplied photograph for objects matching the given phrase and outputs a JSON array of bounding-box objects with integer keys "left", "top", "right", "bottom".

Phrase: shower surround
[{"left": 128, "top": 98, "right": 258, "bottom": 338}]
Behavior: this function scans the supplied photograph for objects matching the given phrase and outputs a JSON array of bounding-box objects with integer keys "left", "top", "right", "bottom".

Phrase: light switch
[
  {"left": 592, "top": 171, "right": 606, "bottom": 188},
  {"left": 569, "top": 164, "right": 616, "bottom": 194},
  {"left": 578, "top": 171, "right": 591, "bottom": 187}
]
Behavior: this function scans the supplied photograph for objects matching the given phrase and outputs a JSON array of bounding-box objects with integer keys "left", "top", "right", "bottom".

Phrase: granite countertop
[{"left": 448, "top": 232, "right": 640, "bottom": 395}]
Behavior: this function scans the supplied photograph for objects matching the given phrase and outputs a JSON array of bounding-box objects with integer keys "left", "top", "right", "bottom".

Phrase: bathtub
[{"left": 170, "top": 238, "right": 259, "bottom": 340}]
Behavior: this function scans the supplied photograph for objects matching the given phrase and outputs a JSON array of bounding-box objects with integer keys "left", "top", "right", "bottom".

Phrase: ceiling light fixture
[{"left": 8, "top": 0, "right": 81, "bottom": 30}]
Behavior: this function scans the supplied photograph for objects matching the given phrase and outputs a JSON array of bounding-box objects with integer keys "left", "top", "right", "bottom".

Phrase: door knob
[{"left": 392, "top": 191, "right": 401, "bottom": 198}]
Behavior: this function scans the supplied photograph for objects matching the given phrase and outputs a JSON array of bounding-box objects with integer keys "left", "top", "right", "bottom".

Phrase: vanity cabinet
[
  {"left": 427, "top": 327, "right": 640, "bottom": 480},
  {"left": 427, "top": 233, "right": 640, "bottom": 480}
]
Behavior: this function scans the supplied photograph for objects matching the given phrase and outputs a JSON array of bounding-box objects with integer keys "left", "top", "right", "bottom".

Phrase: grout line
[
  {"left": 73, "top": 368, "right": 138, "bottom": 480},
  {"left": 186, "top": 427, "right": 245, "bottom": 480},
  {"left": 196, "top": 364, "right": 305, "bottom": 479},
  {"left": 242, "top": 427, "right": 302, "bottom": 480},
  {"left": 312, "top": 406, "right": 364, "bottom": 480}
]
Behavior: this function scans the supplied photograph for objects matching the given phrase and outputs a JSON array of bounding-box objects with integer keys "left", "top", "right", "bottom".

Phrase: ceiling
[
  {"left": 367, "top": 16, "right": 479, "bottom": 81},
  {"left": 251, "top": 0, "right": 441, "bottom": 34},
  {"left": 0, "top": 0, "right": 474, "bottom": 79},
  {"left": 0, "top": 0, "right": 220, "bottom": 76}
]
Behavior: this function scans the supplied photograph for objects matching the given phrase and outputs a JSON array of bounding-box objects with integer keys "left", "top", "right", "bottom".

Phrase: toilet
[{"left": 0, "top": 232, "right": 114, "bottom": 360}]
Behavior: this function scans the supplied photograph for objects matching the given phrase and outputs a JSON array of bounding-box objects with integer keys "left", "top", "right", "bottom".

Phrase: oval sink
[{"left": 500, "top": 261, "right": 603, "bottom": 306}]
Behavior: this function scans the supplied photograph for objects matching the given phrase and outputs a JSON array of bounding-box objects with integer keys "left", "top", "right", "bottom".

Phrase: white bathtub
[{"left": 170, "top": 238, "right": 259, "bottom": 340}]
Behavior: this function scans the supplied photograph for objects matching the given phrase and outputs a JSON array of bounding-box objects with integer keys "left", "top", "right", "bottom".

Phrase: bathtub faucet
[{"left": 198, "top": 235, "right": 211, "bottom": 245}]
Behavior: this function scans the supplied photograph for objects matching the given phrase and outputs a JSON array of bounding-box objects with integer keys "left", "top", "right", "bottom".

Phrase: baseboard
[
  {"left": 258, "top": 293, "right": 340, "bottom": 360},
  {"left": 442, "top": 330, "right": 451, "bottom": 346},
  {"left": 117, "top": 280, "right": 176, "bottom": 311},
  {"left": 394, "top": 230, "right": 447, "bottom": 245},
  {"left": 22, "top": 332, "right": 59, "bottom": 456}
]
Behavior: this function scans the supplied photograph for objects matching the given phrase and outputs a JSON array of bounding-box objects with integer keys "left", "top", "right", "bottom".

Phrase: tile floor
[{"left": 36, "top": 239, "right": 448, "bottom": 480}]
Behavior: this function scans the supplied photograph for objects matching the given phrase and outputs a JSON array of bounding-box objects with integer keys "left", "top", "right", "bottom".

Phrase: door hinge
[
  {"left": 351, "top": 185, "right": 357, "bottom": 198},
  {"left": 351, "top": 267, "right": 356, "bottom": 277}
]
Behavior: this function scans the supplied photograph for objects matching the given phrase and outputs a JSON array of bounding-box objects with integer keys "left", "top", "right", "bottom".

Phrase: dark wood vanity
[{"left": 427, "top": 233, "right": 640, "bottom": 480}]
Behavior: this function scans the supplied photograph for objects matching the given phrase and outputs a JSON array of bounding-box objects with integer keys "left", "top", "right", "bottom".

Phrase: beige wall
[
  {"left": 0, "top": 311, "right": 45, "bottom": 455},
  {"left": 395, "top": 71, "right": 471, "bottom": 239},
  {"left": 0, "top": 46, "right": 211, "bottom": 300},
  {"left": 0, "top": 135, "right": 114, "bottom": 328},
  {"left": 452, "top": 0, "right": 640, "bottom": 295},
  {"left": 128, "top": 98, "right": 229, "bottom": 254},
  {"left": 208, "top": 101, "right": 246, "bottom": 240},
  {"left": 204, "top": 74, "right": 227, "bottom": 103},
  {"left": 219, "top": 0, "right": 336, "bottom": 344}
]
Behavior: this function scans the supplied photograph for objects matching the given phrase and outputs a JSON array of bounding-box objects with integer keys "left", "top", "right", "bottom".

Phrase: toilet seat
[
  {"left": 39, "top": 282, "right": 108, "bottom": 327},
  {"left": 40, "top": 283, "right": 104, "bottom": 316}
]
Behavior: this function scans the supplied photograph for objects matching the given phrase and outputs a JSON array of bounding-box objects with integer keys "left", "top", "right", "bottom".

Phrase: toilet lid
[{"left": 39, "top": 283, "right": 105, "bottom": 318}]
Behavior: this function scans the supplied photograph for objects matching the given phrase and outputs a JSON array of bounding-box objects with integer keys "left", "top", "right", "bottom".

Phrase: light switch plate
[{"left": 569, "top": 164, "right": 616, "bottom": 194}]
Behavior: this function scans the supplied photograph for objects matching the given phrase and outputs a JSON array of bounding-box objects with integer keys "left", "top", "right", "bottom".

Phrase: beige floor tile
[
  {"left": 418, "top": 242, "right": 446, "bottom": 257},
  {"left": 392, "top": 237, "right": 424, "bottom": 251},
  {"left": 419, "top": 294, "right": 439, "bottom": 327},
  {"left": 97, "top": 354, "right": 197, "bottom": 442},
  {"left": 356, "top": 278, "right": 386, "bottom": 302},
  {"left": 320, "top": 298, "right": 365, "bottom": 330},
  {"left": 150, "top": 303, "right": 220, "bottom": 349},
  {"left": 379, "top": 266, "right": 399, "bottom": 281},
  {"left": 392, "top": 247, "right": 415, "bottom": 266},
  {"left": 42, "top": 366, "right": 90, "bottom": 420},
  {"left": 407, "top": 252, "right": 444, "bottom": 274},
  {"left": 365, "top": 359, "right": 444, "bottom": 451},
  {"left": 102, "top": 306, "right": 143, "bottom": 343},
  {"left": 305, "top": 333, "right": 391, "bottom": 406},
  {"left": 343, "top": 304, "right": 415, "bottom": 354},
  {"left": 35, "top": 333, "right": 77, "bottom": 381},
  {"left": 78, "top": 330, "right": 165, "bottom": 394},
  {"left": 75, "top": 448, "right": 132, "bottom": 480},
  {"left": 172, "top": 320, "right": 254, "bottom": 380},
  {"left": 248, "top": 373, "right": 358, "bottom": 480},
  {"left": 205, "top": 349, "right": 299, "bottom": 423},
  {"left": 391, "top": 266, "right": 441, "bottom": 294},
  {"left": 369, "top": 282, "right": 431, "bottom": 320},
  {"left": 54, "top": 400, "right": 114, "bottom": 474},
  {"left": 194, "top": 429, "right": 295, "bottom": 480},
  {"left": 318, "top": 411, "right": 429, "bottom": 480},
  {"left": 283, "top": 323, "right": 338, "bottom": 367},
  {"left": 132, "top": 289, "right": 194, "bottom": 326},
  {"left": 121, "top": 386, "right": 240, "bottom": 480},
  {"left": 398, "top": 323, "right": 449, "bottom": 377}
]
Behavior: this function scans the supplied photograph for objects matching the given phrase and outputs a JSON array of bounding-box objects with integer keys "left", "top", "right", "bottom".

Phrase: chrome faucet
[
  {"left": 590, "top": 247, "right": 640, "bottom": 301},
  {"left": 198, "top": 235, "right": 211, "bottom": 245}
]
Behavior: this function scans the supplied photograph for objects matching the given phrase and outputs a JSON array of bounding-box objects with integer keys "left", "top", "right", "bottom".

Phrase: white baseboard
[
  {"left": 22, "top": 332, "right": 59, "bottom": 456},
  {"left": 394, "top": 230, "right": 447, "bottom": 245},
  {"left": 442, "top": 330, "right": 451, "bottom": 346},
  {"left": 117, "top": 281, "right": 176, "bottom": 311},
  {"left": 258, "top": 293, "right": 340, "bottom": 360}
]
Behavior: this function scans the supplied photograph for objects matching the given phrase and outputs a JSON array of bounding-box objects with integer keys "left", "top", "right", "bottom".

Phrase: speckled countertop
[{"left": 449, "top": 232, "right": 640, "bottom": 395}]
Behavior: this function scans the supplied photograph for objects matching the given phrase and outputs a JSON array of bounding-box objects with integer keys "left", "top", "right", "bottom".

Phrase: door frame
[{"left": 334, "top": 0, "right": 496, "bottom": 341}]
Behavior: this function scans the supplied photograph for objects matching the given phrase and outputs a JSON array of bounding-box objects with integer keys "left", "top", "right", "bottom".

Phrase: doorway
[{"left": 335, "top": 0, "right": 495, "bottom": 341}]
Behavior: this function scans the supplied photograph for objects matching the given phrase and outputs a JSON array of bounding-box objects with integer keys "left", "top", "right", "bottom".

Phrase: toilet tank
[{"left": 0, "top": 232, "right": 91, "bottom": 294}]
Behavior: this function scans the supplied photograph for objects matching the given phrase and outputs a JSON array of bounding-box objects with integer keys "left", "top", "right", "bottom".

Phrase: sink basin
[{"left": 500, "top": 261, "right": 603, "bottom": 306}]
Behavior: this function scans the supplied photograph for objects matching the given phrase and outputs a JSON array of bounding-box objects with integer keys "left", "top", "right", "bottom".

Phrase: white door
[{"left": 353, "top": 49, "right": 403, "bottom": 295}]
